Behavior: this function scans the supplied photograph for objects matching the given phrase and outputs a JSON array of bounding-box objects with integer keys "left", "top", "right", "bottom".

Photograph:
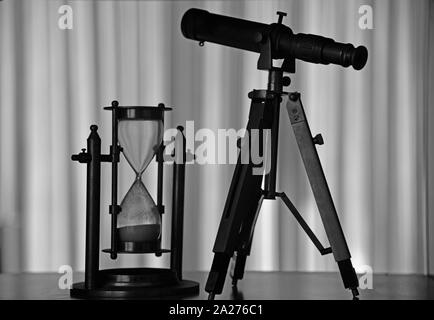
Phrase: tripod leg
[
  {"left": 230, "top": 90, "right": 280, "bottom": 288},
  {"left": 206, "top": 166, "right": 263, "bottom": 299},
  {"left": 285, "top": 93, "right": 359, "bottom": 298},
  {"left": 230, "top": 195, "right": 265, "bottom": 287},
  {"left": 205, "top": 101, "right": 266, "bottom": 299}
]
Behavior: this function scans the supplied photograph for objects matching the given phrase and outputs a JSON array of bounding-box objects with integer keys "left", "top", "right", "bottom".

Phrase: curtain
[
  {"left": 0, "top": 0, "right": 431, "bottom": 274},
  {"left": 428, "top": 0, "right": 434, "bottom": 276}
]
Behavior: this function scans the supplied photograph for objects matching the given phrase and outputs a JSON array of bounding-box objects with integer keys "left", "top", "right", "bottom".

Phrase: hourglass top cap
[{"left": 104, "top": 103, "right": 172, "bottom": 121}]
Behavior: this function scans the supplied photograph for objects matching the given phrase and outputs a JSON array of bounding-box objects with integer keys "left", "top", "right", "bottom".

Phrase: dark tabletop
[{"left": 0, "top": 271, "right": 433, "bottom": 300}]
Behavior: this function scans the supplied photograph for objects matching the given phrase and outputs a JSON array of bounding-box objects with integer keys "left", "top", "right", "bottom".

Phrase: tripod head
[{"left": 181, "top": 8, "right": 368, "bottom": 73}]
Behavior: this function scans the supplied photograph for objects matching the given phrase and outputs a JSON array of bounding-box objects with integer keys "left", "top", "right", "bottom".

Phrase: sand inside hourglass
[
  {"left": 117, "top": 178, "right": 161, "bottom": 243},
  {"left": 118, "top": 224, "right": 160, "bottom": 242}
]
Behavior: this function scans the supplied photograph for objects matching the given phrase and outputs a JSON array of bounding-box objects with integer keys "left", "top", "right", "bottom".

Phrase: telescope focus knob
[
  {"left": 276, "top": 11, "right": 287, "bottom": 24},
  {"left": 313, "top": 134, "right": 324, "bottom": 145},
  {"left": 282, "top": 76, "right": 291, "bottom": 87}
]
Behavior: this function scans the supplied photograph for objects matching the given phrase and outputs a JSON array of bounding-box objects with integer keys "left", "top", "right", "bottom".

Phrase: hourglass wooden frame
[{"left": 70, "top": 100, "right": 199, "bottom": 299}]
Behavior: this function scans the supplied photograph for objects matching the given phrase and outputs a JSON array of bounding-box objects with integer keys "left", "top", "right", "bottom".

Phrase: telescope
[
  {"left": 181, "top": 8, "right": 367, "bottom": 300},
  {"left": 181, "top": 8, "right": 368, "bottom": 71}
]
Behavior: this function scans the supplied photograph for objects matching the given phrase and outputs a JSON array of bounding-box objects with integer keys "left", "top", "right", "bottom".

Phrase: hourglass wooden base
[{"left": 70, "top": 268, "right": 199, "bottom": 299}]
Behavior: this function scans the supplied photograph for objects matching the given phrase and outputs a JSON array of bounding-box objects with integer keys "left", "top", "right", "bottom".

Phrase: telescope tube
[{"left": 181, "top": 8, "right": 368, "bottom": 70}]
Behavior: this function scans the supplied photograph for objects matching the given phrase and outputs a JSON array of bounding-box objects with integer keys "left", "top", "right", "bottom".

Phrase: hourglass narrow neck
[{"left": 135, "top": 171, "right": 143, "bottom": 180}]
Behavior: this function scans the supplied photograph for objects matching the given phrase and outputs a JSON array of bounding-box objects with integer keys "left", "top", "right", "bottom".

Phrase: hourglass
[
  {"left": 70, "top": 101, "right": 199, "bottom": 299},
  {"left": 116, "top": 106, "right": 164, "bottom": 253}
]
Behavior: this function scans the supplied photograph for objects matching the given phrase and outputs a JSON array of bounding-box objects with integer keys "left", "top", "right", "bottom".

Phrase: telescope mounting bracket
[{"left": 257, "top": 11, "right": 296, "bottom": 73}]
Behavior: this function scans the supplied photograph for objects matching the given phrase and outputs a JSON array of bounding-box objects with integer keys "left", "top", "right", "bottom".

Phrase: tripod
[{"left": 205, "top": 62, "right": 360, "bottom": 300}]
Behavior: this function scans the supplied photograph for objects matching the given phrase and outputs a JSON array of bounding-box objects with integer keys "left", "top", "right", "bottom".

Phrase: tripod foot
[
  {"left": 208, "top": 292, "right": 215, "bottom": 300},
  {"left": 232, "top": 278, "right": 238, "bottom": 287},
  {"left": 231, "top": 285, "right": 244, "bottom": 300},
  {"left": 351, "top": 288, "right": 359, "bottom": 300}
]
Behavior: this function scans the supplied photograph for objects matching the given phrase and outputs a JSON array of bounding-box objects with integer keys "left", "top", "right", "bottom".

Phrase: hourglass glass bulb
[
  {"left": 116, "top": 116, "right": 164, "bottom": 250},
  {"left": 118, "top": 179, "right": 161, "bottom": 242},
  {"left": 118, "top": 120, "right": 162, "bottom": 175}
]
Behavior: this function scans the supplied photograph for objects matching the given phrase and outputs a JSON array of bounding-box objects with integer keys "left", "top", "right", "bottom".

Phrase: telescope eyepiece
[{"left": 352, "top": 46, "right": 369, "bottom": 70}]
